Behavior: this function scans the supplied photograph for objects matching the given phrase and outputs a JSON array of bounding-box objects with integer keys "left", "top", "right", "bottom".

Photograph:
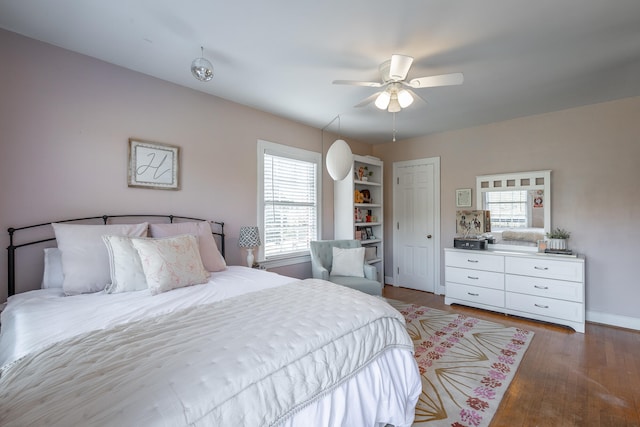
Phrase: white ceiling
[{"left": 1, "top": 0, "right": 640, "bottom": 143}]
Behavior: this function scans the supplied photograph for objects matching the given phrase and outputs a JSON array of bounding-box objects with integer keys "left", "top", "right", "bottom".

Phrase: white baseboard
[{"left": 586, "top": 310, "right": 640, "bottom": 331}]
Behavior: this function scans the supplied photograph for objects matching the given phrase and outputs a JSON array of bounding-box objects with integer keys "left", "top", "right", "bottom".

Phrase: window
[
  {"left": 484, "top": 190, "right": 528, "bottom": 229},
  {"left": 258, "top": 140, "right": 321, "bottom": 265}
]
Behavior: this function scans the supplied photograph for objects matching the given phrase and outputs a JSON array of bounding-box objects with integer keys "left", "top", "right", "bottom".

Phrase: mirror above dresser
[{"left": 476, "top": 170, "right": 551, "bottom": 251}]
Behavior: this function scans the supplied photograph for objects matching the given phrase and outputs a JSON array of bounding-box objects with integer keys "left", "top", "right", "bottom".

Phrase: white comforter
[{"left": 0, "top": 267, "right": 420, "bottom": 426}]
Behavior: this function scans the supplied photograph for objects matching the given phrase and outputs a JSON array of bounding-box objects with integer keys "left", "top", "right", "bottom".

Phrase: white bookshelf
[{"left": 334, "top": 155, "right": 384, "bottom": 283}]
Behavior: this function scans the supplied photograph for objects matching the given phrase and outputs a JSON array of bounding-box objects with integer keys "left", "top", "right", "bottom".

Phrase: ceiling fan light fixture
[
  {"left": 374, "top": 91, "right": 391, "bottom": 110},
  {"left": 397, "top": 89, "right": 414, "bottom": 108},
  {"left": 191, "top": 47, "right": 214, "bottom": 82},
  {"left": 388, "top": 96, "right": 402, "bottom": 113}
]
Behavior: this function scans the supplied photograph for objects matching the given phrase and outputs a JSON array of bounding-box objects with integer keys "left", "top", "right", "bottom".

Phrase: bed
[{"left": 1, "top": 215, "right": 421, "bottom": 426}]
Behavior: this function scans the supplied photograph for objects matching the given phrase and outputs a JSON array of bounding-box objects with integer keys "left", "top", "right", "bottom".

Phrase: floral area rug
[{"left": 387, "top": 300, "right": 534, "bottom": 427}]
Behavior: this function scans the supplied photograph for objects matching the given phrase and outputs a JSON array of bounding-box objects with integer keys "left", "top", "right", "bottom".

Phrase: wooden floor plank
[{"left": 383, "top": 285, "right": 640, "bottom": 427}]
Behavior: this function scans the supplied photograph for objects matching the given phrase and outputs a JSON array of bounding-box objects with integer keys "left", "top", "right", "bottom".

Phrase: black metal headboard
[{"left": 7, "top": 214, "right": 225, "bottom": 297}]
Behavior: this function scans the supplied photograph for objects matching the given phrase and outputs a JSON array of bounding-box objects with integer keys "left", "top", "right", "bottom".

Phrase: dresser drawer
[
  {"left": 505, "top": 256, "right": 583, "bottom": 282},
  {"left": 446, "top": 282, "right": 505, "bottom": 308},
  {"left": 446, "top": 267, "right": 504, "bottom": 290},
  {"left": 506, "top": 274, "right": 583, "bottom": 303},
  {"left": 445, "top": 251, "right": 504, "bottom": 272},
  {"left": 506, "top": 292, "right": 584, "bottom": 322}
]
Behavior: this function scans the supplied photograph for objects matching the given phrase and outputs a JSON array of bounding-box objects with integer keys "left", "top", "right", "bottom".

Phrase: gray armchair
[{"left": 310, "top": 240, "right": 383, "bottom": 296}]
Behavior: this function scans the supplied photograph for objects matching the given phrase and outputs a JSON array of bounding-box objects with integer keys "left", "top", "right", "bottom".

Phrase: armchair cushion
[{"left": 330, "top": 247, "right": 365, "bottom": 277}]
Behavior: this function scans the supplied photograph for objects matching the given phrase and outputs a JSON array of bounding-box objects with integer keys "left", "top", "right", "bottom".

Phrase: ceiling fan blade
[
  {"left": 408, "top": 72, "right": 464, "bottom": 88},
  {"left": 354, "top": 92, "right": 381, "bottom": 108},
  {"left": 332, "top": 79, "right": 383, "bottom": 88},
  {"left": 406, "top": 88, "right": 428, "bottom": 105},
  {"left": 389, "top": 54, "right": 414, "bottom": 81}
]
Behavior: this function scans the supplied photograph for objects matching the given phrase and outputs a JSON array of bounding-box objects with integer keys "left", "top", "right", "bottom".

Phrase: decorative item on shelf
[
  {"left": 355, "top": 229, "right": 364, "bottom": 240},
  {"left": 354, "top": 190, "right": 364, "bottom": 203},
  {"left": 354, "top": 208, "right": 363, "bottom": 222},
  {"left": 545, "top": 227, "right": 571, "bottom": 251},
  {"left": 238, "top": 226, "right": 261, "bottom": 268},
  {"left": 357, "top": 166, "right": 374, "bottom": 181},
  {"left": 360, "top": 189, "right": 371, "bottom": 203},
  {"left": 364, "top": 226, "right": 374, "bottom": 240},
  {"left": 190, "top": 46, "right": 214, "bottom": 82}
]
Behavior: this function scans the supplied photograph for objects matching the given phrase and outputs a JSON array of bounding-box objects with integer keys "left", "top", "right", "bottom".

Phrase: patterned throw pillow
[{"left": 131, "top": 234, "right": 210, "bottom": 295}]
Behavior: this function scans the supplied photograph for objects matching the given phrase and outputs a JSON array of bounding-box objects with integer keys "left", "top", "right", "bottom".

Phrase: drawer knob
[
  {"left": 467, "top": 259, "right": 479, "bottom": 263},
  {"left": 467, "top": 276, "right": 479, "bottom": 280},
  {"left": 534, "top": 266, "right": 549, "bottom": 270},
  {"left": 467, "top": 292, "right": 480, "bottom": 296},
  {"left": 534, "top": 303, "right": 549, "bottom": 309},
  {"left": 534, "top": 285, "right": 549, "bottom": 290}
]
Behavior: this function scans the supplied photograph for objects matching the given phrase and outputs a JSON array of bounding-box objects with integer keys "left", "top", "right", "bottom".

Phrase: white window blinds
[
  {"left": 485, "top": 190, "right": 528, "bottom": 228},
  {"left": 258, "top": 141, "right": 321, "bottom": 261}
]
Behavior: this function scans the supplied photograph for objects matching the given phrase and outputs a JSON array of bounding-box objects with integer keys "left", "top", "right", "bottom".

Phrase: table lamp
[{"left": 238, "top": 226, "right": 261, "bottom": 268}]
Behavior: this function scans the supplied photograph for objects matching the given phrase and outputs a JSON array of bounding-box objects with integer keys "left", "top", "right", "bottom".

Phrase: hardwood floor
[{"left": 384, "top": 285, "right": 640, "bottom": 427}]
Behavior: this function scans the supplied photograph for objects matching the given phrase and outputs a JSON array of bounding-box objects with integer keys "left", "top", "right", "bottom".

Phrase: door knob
[{"left": 426, "top": 234, "right": 432, "bottom": 239}]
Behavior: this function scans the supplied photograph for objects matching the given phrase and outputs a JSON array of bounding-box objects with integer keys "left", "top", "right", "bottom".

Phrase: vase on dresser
[{"left": 547, "top": 238, "right": 568, "bottom": 250}]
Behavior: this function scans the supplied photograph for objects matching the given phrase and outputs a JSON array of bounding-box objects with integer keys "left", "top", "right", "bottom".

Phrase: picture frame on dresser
[{"left": 128, "top": 139, "right": 180, "bottom": 190}]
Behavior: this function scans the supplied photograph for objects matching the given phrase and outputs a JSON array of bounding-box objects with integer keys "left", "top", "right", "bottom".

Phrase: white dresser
[{"left": 444, "top": 248, "right": 585, "bottom": 333}]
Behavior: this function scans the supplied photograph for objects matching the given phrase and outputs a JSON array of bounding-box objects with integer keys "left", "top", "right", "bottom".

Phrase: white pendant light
[
  {"left": 326, "top": 139, "right": 353, "bottom": 181},
  {"left": 374, "top": 91, "right": 391, "bottom": 110},
  {"left": 191, "top": 46, "right": 214, "bottom": 82}
]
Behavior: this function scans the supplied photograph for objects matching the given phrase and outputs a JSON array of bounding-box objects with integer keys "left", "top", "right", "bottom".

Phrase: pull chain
[{"left": 392, "top": 112, "right": 397, "bottom": 142}]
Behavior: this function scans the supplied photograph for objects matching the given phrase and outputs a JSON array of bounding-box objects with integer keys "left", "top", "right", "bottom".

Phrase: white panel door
[{"left": 393, "top": 158, "right": 440, "bottom": 293}]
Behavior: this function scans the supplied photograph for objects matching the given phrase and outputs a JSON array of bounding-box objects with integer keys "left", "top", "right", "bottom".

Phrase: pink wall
[
  {"left": 374, "top": 96, "right": 640, "bottom": 323},
  {"left": 0, "top": 29, "right": 372, "bottom": 299},
  {"left": 3, "top": 28, "right": 637, "bottom": 327}
]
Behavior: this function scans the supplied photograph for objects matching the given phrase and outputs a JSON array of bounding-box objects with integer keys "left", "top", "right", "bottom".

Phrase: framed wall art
[
  {"left": 456, "top": 188, "right": 472, "bottom": 207},
  {"left": 128, "top": 139, "right": 180, "bottom": 190}
]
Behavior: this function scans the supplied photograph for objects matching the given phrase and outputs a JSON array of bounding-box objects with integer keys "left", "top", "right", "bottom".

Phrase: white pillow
[
  {"left": 149, "top": 222, "right": 226, "bottom": 272},
  {"left": 41, "top": 248, "right": 64, "bottom": 289},
  {"left": 102, "top": 235, "right": 148, "bottom": 293},
  {"left": 131, "top": 234, "right": 210, "bottom": 295},
  {"left": 330, "top": 247, "right": 365, "bottom": 278},
  {"left": 52, "top": 222, "right": 149, "bottom": 295}
]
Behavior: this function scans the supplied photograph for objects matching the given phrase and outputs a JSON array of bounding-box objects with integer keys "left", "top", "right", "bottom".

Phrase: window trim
[{"left": 257, "top": 140, "right": 322, "bottom": 267}]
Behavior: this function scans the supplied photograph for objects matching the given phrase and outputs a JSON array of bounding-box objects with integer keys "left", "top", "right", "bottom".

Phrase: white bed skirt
[{"left": 283, "top": 348, "right": 421, "bottom": 427}]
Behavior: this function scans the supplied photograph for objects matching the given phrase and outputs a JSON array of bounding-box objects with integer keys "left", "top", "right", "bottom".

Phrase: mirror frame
[{"left": 476, "top": 170, "right": 551, "bottom": 241}]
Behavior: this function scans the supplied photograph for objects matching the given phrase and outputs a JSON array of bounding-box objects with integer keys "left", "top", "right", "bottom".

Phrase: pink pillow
[
  {"left": 149, "top": 221, "right": 226, "bottom": 272},
  {"left": 131, "top": 235, "right": 209, "bottom": 295}
]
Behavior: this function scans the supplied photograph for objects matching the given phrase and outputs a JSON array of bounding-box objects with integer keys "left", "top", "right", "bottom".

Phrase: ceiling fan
[{"left": 333, "top": 54, "right": 464, "bottom": 112}]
